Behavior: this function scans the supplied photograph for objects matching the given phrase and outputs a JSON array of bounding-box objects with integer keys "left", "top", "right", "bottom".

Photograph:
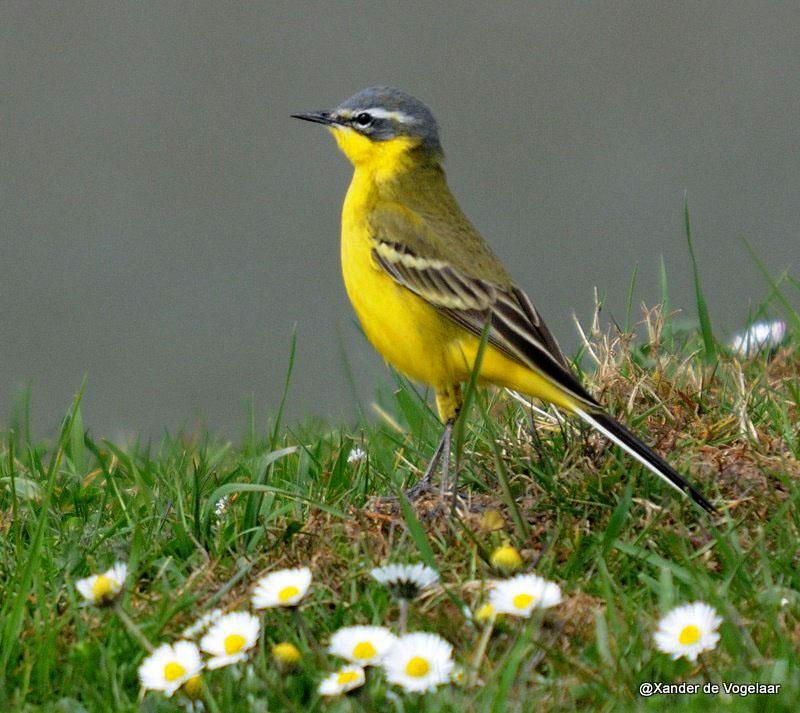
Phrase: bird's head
[{"left": 292, "top": 86, "right": 442, "bottom": 169}]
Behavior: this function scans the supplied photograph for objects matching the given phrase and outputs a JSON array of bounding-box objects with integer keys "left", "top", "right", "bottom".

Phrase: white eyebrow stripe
[{"left": 361, "top": 107, "right": 417, "bottom": 124}]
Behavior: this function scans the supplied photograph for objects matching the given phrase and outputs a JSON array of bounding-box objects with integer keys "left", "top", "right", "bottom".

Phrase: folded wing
[{"left": 371, "top": 235, "right": 599, "bottom": 410}]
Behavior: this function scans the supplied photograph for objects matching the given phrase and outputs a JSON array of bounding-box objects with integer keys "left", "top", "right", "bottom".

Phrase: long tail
[{"left": 573, "top": 407, "right": 716, "bottom": 514}]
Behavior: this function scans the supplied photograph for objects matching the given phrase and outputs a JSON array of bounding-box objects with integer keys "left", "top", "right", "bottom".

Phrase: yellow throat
[{"left": 330, "top": 126, "right": 424, "bottom": 175}]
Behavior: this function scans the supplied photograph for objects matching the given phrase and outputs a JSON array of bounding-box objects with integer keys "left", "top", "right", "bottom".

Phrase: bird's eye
[{"left": 355, "top": 112, "right": 373, "bottom": 127}]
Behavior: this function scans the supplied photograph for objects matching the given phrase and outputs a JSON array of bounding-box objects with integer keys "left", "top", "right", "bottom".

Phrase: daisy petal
[
  {"left": 381, "top": 632, "right": 454, "bottom": 693},
  {"left": 654, "top": 601, "right": 722, "bottom": 662},
  {"left": 251, "top": 568, "right": 312, "bottom": 609}
]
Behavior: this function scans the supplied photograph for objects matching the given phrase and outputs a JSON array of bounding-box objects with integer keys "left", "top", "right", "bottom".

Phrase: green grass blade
[
  {"left": 623, "top": 262, "right": 639, "bottom": 334},
  {"left": 659, "top": 254, "right": 670, "bottom": 317},
  {"left": 599, "top": 482, "right": 632, "bottom": 559},
  {"left": 335, "top": 326, "right": 368, "bottom": 427},
  {"left": 659, "top": 254, "right": 674, "bottom": 345},
  {"left": 271, "top": 326, "right": 297, "bottom": 448},
  {"left": 452, "top": 319, "right": 491, "bottom": 466},
  {"left": 476, "top": 397, "right": 528, "bottom": 541},
  {"left": 684, "top": 194, "right": 716, "bottom": 362},
  {"left": 396, "top": 491, "right": 438, "bottom": 572}
]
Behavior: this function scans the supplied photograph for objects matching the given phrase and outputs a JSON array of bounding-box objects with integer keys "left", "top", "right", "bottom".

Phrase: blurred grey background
[{"left": 2, "top": 1, "right": 798, "bottom": 439}]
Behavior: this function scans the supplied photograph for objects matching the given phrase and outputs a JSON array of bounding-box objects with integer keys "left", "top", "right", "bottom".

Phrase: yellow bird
[{"left": 292, "top": 86, "right": 715, "bottom": 513}]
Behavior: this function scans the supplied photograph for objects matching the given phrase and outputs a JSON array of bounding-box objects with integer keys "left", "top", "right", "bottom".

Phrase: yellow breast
[{"left": 340, "top": 168, "right": 457, "bottom": 388}]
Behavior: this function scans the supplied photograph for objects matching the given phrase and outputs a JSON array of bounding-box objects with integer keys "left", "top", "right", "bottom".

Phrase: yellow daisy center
[
  {"left": 164, "top": 661, "right": 186, "bottom": 682},
  {"left": 405, "top": 656, "right": 430, "bottom": 677},
  {"left": 352, "top": 641, "right": 376, "bottom": 660},
  {"left": 678, "top": 624, "right": 701, "bottom": 645},
  {"left": 337, "top": 670, "right": 360, "bottom": 685},
  {"left": 513, "top": 593, "right": 534, "bottom": 610},
  {"left": 183, "top": 675, "right": 203, "bottom": 699},
  {"left": 224, "top": 633, "right": 246, "bottom": 654},
  {"left": 91, "top": 575, "right": 114, "bottom": 600},
  {"left": 279, "top": 585, "right": 300, "bottom": 603}
]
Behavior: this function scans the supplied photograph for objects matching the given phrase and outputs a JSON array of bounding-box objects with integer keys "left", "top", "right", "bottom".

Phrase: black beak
[{"left": 291, "top": 111, "right": 336, "bottom": 126}]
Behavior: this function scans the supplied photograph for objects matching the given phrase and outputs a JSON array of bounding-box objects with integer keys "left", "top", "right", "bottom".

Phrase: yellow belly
[
  {"left": 340, "top": 172, "right": 579, "bottom": 418},
  {"left": 341, "top": 193, "right": 452, "bottom": 387}
]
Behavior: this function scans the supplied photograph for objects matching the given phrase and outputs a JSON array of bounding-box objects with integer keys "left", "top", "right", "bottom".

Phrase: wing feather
[{"left": 372, "top": 238, "right": 598, "bottom": 407}]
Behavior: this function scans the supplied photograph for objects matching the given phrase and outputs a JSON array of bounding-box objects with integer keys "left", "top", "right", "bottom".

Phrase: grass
[{"left": 1, "top": 280, "right": 799, "bottom": 712}]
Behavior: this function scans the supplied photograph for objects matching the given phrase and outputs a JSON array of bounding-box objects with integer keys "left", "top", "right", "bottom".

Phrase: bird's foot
[
  {"left": 369, "top": 419, "right": 456, "bottom": 511},
  {"left": 403, "top": 478, "right": 434, "bottom": 500}
]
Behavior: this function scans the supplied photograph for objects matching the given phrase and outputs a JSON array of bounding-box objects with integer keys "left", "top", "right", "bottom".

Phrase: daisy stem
[
  {"left": 352, "top": 681, "right": 371, "bottom": 713},
  {"left": 469, "top": 615, "right": 495, "bottom": 687},
  {"left": 398, "top": 598, "right": 409, "bottom": 634},
  {"left": 202, "top": 679, "right": 222, "bottom": 713},
  {"left": 698, "top": 653, "right": 716, "bottom": 685},
  {"left": 113, "top": 602, "right": 153, "bottom": 653},
  {"left": 291, "top": 607, "right": 325, "bottom": 666}
]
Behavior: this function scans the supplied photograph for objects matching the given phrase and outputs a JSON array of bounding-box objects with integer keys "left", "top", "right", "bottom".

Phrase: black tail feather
[{"left": 576, "top": 408, "right": 717, "bottom": 514}]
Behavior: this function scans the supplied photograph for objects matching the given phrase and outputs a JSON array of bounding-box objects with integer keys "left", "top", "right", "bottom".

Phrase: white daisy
[
  {"left": 199, "top": 611, "right": 260, "bottom": 669},
  {"left": 729, "top": 320, "right": 786, "bottom": 356},
  {"left": 328, "top": 625, "right": 398, "bottom": 666},
  {"left": 181, "top": 608, "right": 224, "bottom": 639},
  {"left": 489, "top": 573, "right": 562, "bottom": 617},
  {"left": 138, "top": 641, "right": 203, "bottom": 697},
  {"left": 251, "top": 567, "right": 312, "bottom": 608},
  {"left": 370, "top": 563, "right": 439, "bottom": 599},
  {"left": 75, "top": 562, "right": 127, "bottom": 605},
  {"left": 347, "top": 446, "right": 366, "bottom": 463},
  {"left": 654, "top": 601, "right": 722, "bottom": 662},
  {"left": 450, "top": 665, "right": 466, "bottom": 685},
  {"left": 381, "top": 632, "right": 454, "bottom": 693},
  {"left": 318, "top": 666, "right": 366, "bottom": 696},
  {"left": 214, "top": 495, "right": 230, "bottom": 517}
]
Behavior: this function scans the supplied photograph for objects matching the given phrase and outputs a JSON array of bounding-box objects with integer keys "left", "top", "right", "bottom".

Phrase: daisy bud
[
  {"left": 490, "top": 544, "right": 523, "bottom": 572},
  {"left": 272, "top": 642, "right": 302, "bottom": 666}
]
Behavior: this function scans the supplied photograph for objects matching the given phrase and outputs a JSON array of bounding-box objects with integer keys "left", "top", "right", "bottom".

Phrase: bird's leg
[
  {"left": 406, "top": 385, "right": 461, "bottom": 502},
  {"left": 405, "top": 419, "right": 453, "bottom": 500},
  {"left": 440, "top": 420, "right": 465, "bottom": 516},
  {"left": 438, "top": 419, "right": 453, "bottom": 497}
]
